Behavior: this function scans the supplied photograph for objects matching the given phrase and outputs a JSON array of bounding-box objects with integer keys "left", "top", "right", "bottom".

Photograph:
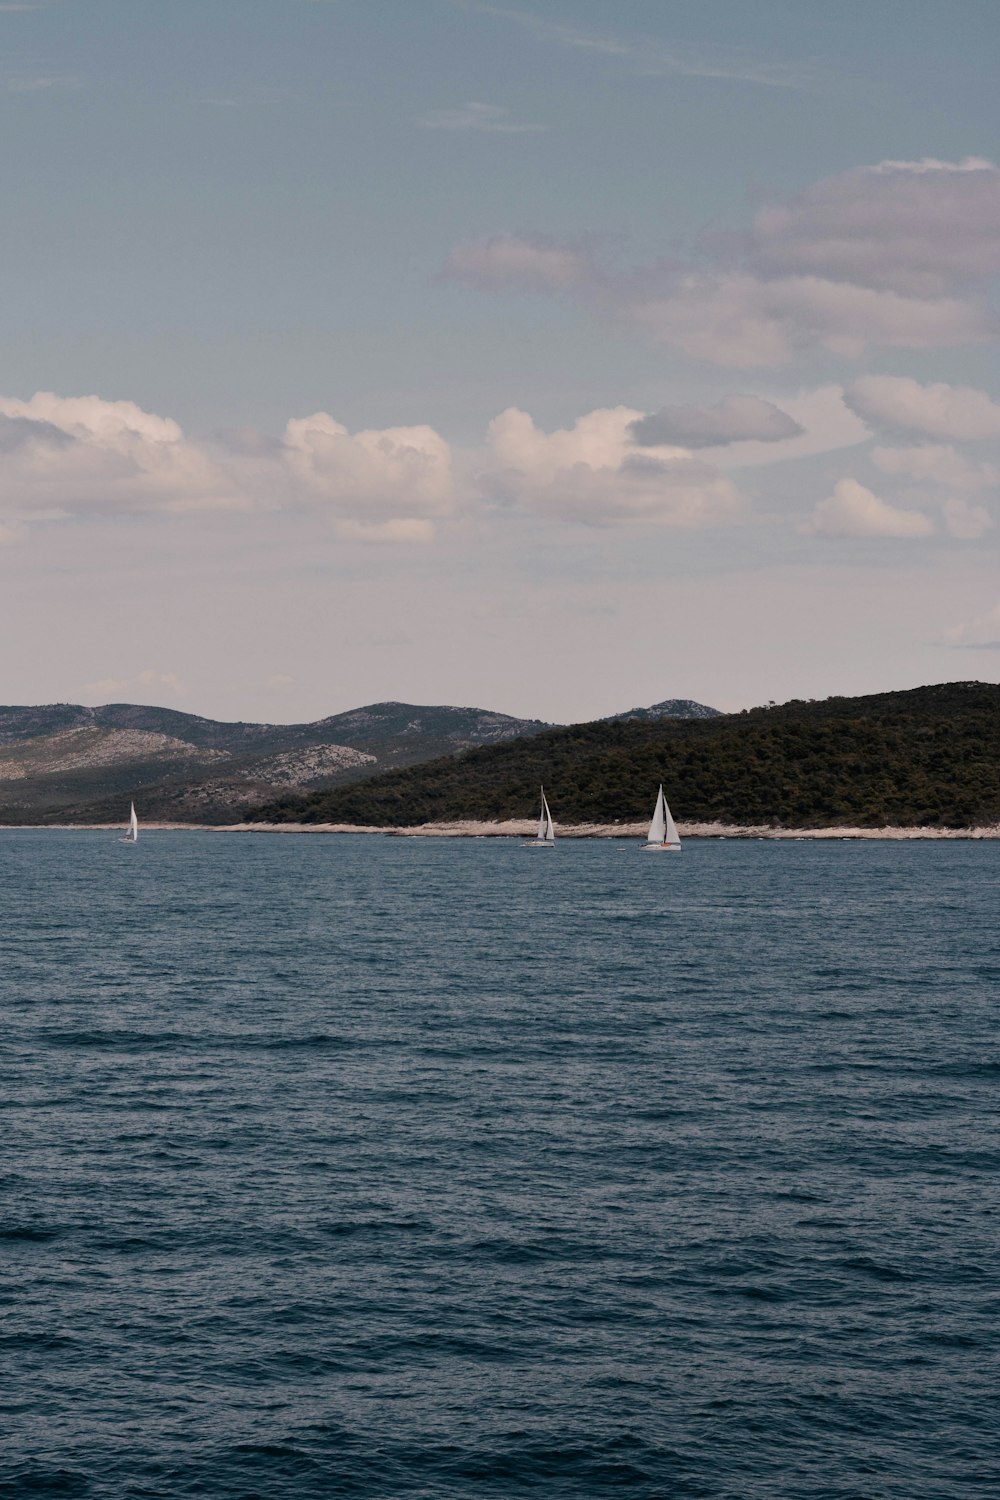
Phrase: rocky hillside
[
  {"left": 0, "top": 700, "right": 549, "bottom": 824},
  {"left": 606, "top": 698, "right": 721, "bottom": 723}
]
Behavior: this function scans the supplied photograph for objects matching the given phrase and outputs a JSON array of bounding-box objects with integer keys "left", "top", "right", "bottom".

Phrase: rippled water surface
[{"left": 2, "top": 831, "right": 999, "bottom": 1497}]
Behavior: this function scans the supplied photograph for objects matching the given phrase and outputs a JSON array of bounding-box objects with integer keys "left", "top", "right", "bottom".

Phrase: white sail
[
  {"left": 541, "top": 790, "right": 554, "bottom": 843},
  {"left": 646, "top": 785, "right": 666, "bottom": 844},
  {"left": 525, "top": 787, "right": 555, "bottom": 846},
  {"left": 129, "top": 803, "right": 138, "bottom": 842},
  {"left": 643, "top": 785, "right": 681, "bottom": 849},
  {"left": 536, "top": 789, "right": 548, "bottom": 842}
]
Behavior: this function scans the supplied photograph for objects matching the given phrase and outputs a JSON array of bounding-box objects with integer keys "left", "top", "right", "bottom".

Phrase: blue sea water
[{"left": 1, "top": 830, "right": 998, "bottom": 1499}]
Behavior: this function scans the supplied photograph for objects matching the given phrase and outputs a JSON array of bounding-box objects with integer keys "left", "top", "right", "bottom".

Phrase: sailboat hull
[
  {"left": 641, "top": 843, "right": 681, "bottom": 852},
  {"left": 522, "top": 841, "right": 555, "bottom": 848}
]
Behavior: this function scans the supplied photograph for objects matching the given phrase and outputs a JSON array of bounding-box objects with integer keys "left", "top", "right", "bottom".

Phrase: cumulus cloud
[
  {"left": 282, "top": 413, "right": 456, "bottom": 532},
  {"left": 0, "top": 393, "right": 459, "bottom": 543},
  {"left": 807, "top": 478, "right": 934, "bottom": 538},
  {"left": 483, "top": 405, "right": 743, "bottom": 526},
  {"left": 629, "top": 394, "right": 803, "bottom": 448},
  {"left": 445, "top": 232, "right": 591, "bottom": 293},
  {"left": 844, "top": 375, "right": 1000, "bottom": 440},
  {"left": 871, "top": 444, "right": 999, "bottom": 492},
  {"left": 446, "top": 158, "right": 1000, "bottom": 364},
  {"left": 0, "top": 392, "right": 241, "bottom": 515}
]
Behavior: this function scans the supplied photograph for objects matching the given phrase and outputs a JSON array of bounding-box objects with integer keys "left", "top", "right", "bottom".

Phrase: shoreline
[{"left": 3, "top": 819, "right": 999, "bottom": 840}]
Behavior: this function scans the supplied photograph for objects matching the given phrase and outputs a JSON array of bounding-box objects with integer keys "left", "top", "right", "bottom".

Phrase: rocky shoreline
[
  {"left": 3, "top": 820, "right": 1000, "bottom": 839},
  {"left": 220, "top": 820, "right": 1000, "bottom": 839}
]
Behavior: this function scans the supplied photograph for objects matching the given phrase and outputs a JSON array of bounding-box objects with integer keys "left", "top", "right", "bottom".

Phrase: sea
[{"left": 2, "top": 830, "right": 998, "bottom": 1498}]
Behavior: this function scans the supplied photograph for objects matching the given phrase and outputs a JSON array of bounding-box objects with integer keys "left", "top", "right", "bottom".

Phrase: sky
[{"left": 0, "top": 0, "right": 998, "bottom": 724}]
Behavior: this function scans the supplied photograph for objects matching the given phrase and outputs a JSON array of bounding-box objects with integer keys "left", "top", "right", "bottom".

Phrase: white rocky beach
[{"left": 214, "top": 820, "right": 1000, "bottom": 841}]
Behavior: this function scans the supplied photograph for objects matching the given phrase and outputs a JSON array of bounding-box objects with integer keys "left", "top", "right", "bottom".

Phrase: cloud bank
[
  {"left": 0, "top": 392, "right": 240, "bottom": 515},
  {"left": 0, "top": 387, "right": 991, "bottom": 547},
  {"left": 446, "top": 158, "right": 1000, "bottom": 365},
  {"left": 844, "top": 375, "right": 1000, "bottom": 440},
  {"left": 483, "top": 406, "right": 743, "bottom": 526}
]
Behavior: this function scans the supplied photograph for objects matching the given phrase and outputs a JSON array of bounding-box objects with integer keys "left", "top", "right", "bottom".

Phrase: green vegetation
[{"left": 253, "top": 682, "right": 1000, "bottom": 829}]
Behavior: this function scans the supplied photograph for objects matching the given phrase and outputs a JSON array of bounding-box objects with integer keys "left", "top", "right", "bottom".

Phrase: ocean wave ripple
[{"left": 1, "top": 832, "right": 998, "bottom": 1498}]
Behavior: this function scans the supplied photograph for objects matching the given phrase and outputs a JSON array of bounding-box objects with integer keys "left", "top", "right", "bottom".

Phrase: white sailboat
[
  {"left": 118, "top": 802, "right": 139, "bottom": 845},
  {"left": 524, "top": 786, "right": 555, "bottom": 847},
  {"left": 642, "top": 785, "right": 681, "bottom": 852}
]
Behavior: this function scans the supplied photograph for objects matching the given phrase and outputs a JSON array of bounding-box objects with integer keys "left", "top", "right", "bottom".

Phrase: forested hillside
[{"left": 253, "top": 682, "right": 1000, "bottom": 829}]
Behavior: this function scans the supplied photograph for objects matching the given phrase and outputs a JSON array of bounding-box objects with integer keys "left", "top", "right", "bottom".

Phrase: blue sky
[{"left": 0, "top": 0, "right": 998, "bottom": 721}]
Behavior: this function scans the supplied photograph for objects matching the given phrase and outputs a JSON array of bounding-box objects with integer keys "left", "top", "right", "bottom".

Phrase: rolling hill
[
  {"left": 0, "top": 694, "right": 720, "bottom": 824},
  {"left": 0, "top": 700, "right": 549, "bottom": 823},
  {"left": 251, "top": 682, "right": 1000, "bottom": 830}
]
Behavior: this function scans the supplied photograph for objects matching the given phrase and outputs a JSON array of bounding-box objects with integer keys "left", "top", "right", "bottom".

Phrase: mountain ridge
[{"left": 0, "top": 699, "right": 551, "bottom": 823}]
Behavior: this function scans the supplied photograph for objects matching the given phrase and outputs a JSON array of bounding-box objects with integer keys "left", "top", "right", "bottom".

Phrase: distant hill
[
  {"left": 606, "top": 698, "right": 721, "bottom": 723},
  {"left": 0, "top": 701, "right": 549, "bottom": 824},
  {"left": 253, "top": 682, "right": 1000, "bottom": 830}
]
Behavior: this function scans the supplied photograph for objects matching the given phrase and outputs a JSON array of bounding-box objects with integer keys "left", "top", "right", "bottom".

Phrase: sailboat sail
[
  {"left": 525, "top": 787, "right": 555, "bottom": 846},
  {"left": 129, "top": 803, "right": 138, "bottom": 842},
  {"left": 646, "top": 786, "right": 666, "bottom": 845},
  {"left": 643, "top": 785, "right": 681, "bottom": 850}
]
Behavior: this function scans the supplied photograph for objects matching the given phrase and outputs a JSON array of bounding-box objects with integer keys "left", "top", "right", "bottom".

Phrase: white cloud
[
  {"left": 845, "top": 375, "right": 1000, "bottom": 440},
  {"left": 282, "top": 413, "right": 456, "bottom": 533},
  {"left": 483, "top": 405, "right": 744, "bottom": 526},
  {"left": 0, "top": 393, "right": 241, "bottom": 516},
  {"left": 629, "top": 394, "right": 802, "bottom": 447},
  {"left": 807, "top": 478, "right": 934, "bottom": 538},
  {"left": 619, "top": 271, "right": 988, "bottom": 366},
  {"left": 0, "top": 393, "right": 458, "bottom": 543},
  {"left": 446, "top": 158, "right": 1000, "bottom": 365},
  {"left": 871, "top": 444, "right": 999, "bottom": 492},
  {"left": 417, "top": 101, "right": 544, "bottom": 133},
  {"left": 445, "top": 232, "right": 591, "bottom": 292}
]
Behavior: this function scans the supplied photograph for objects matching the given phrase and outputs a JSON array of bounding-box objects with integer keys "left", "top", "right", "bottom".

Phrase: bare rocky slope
[
  {"left": 0, "top": 695, "right": 720, "bottom": 824},
  {"left": 0, "top": 701, "right": 550, "bottom": 823}
]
